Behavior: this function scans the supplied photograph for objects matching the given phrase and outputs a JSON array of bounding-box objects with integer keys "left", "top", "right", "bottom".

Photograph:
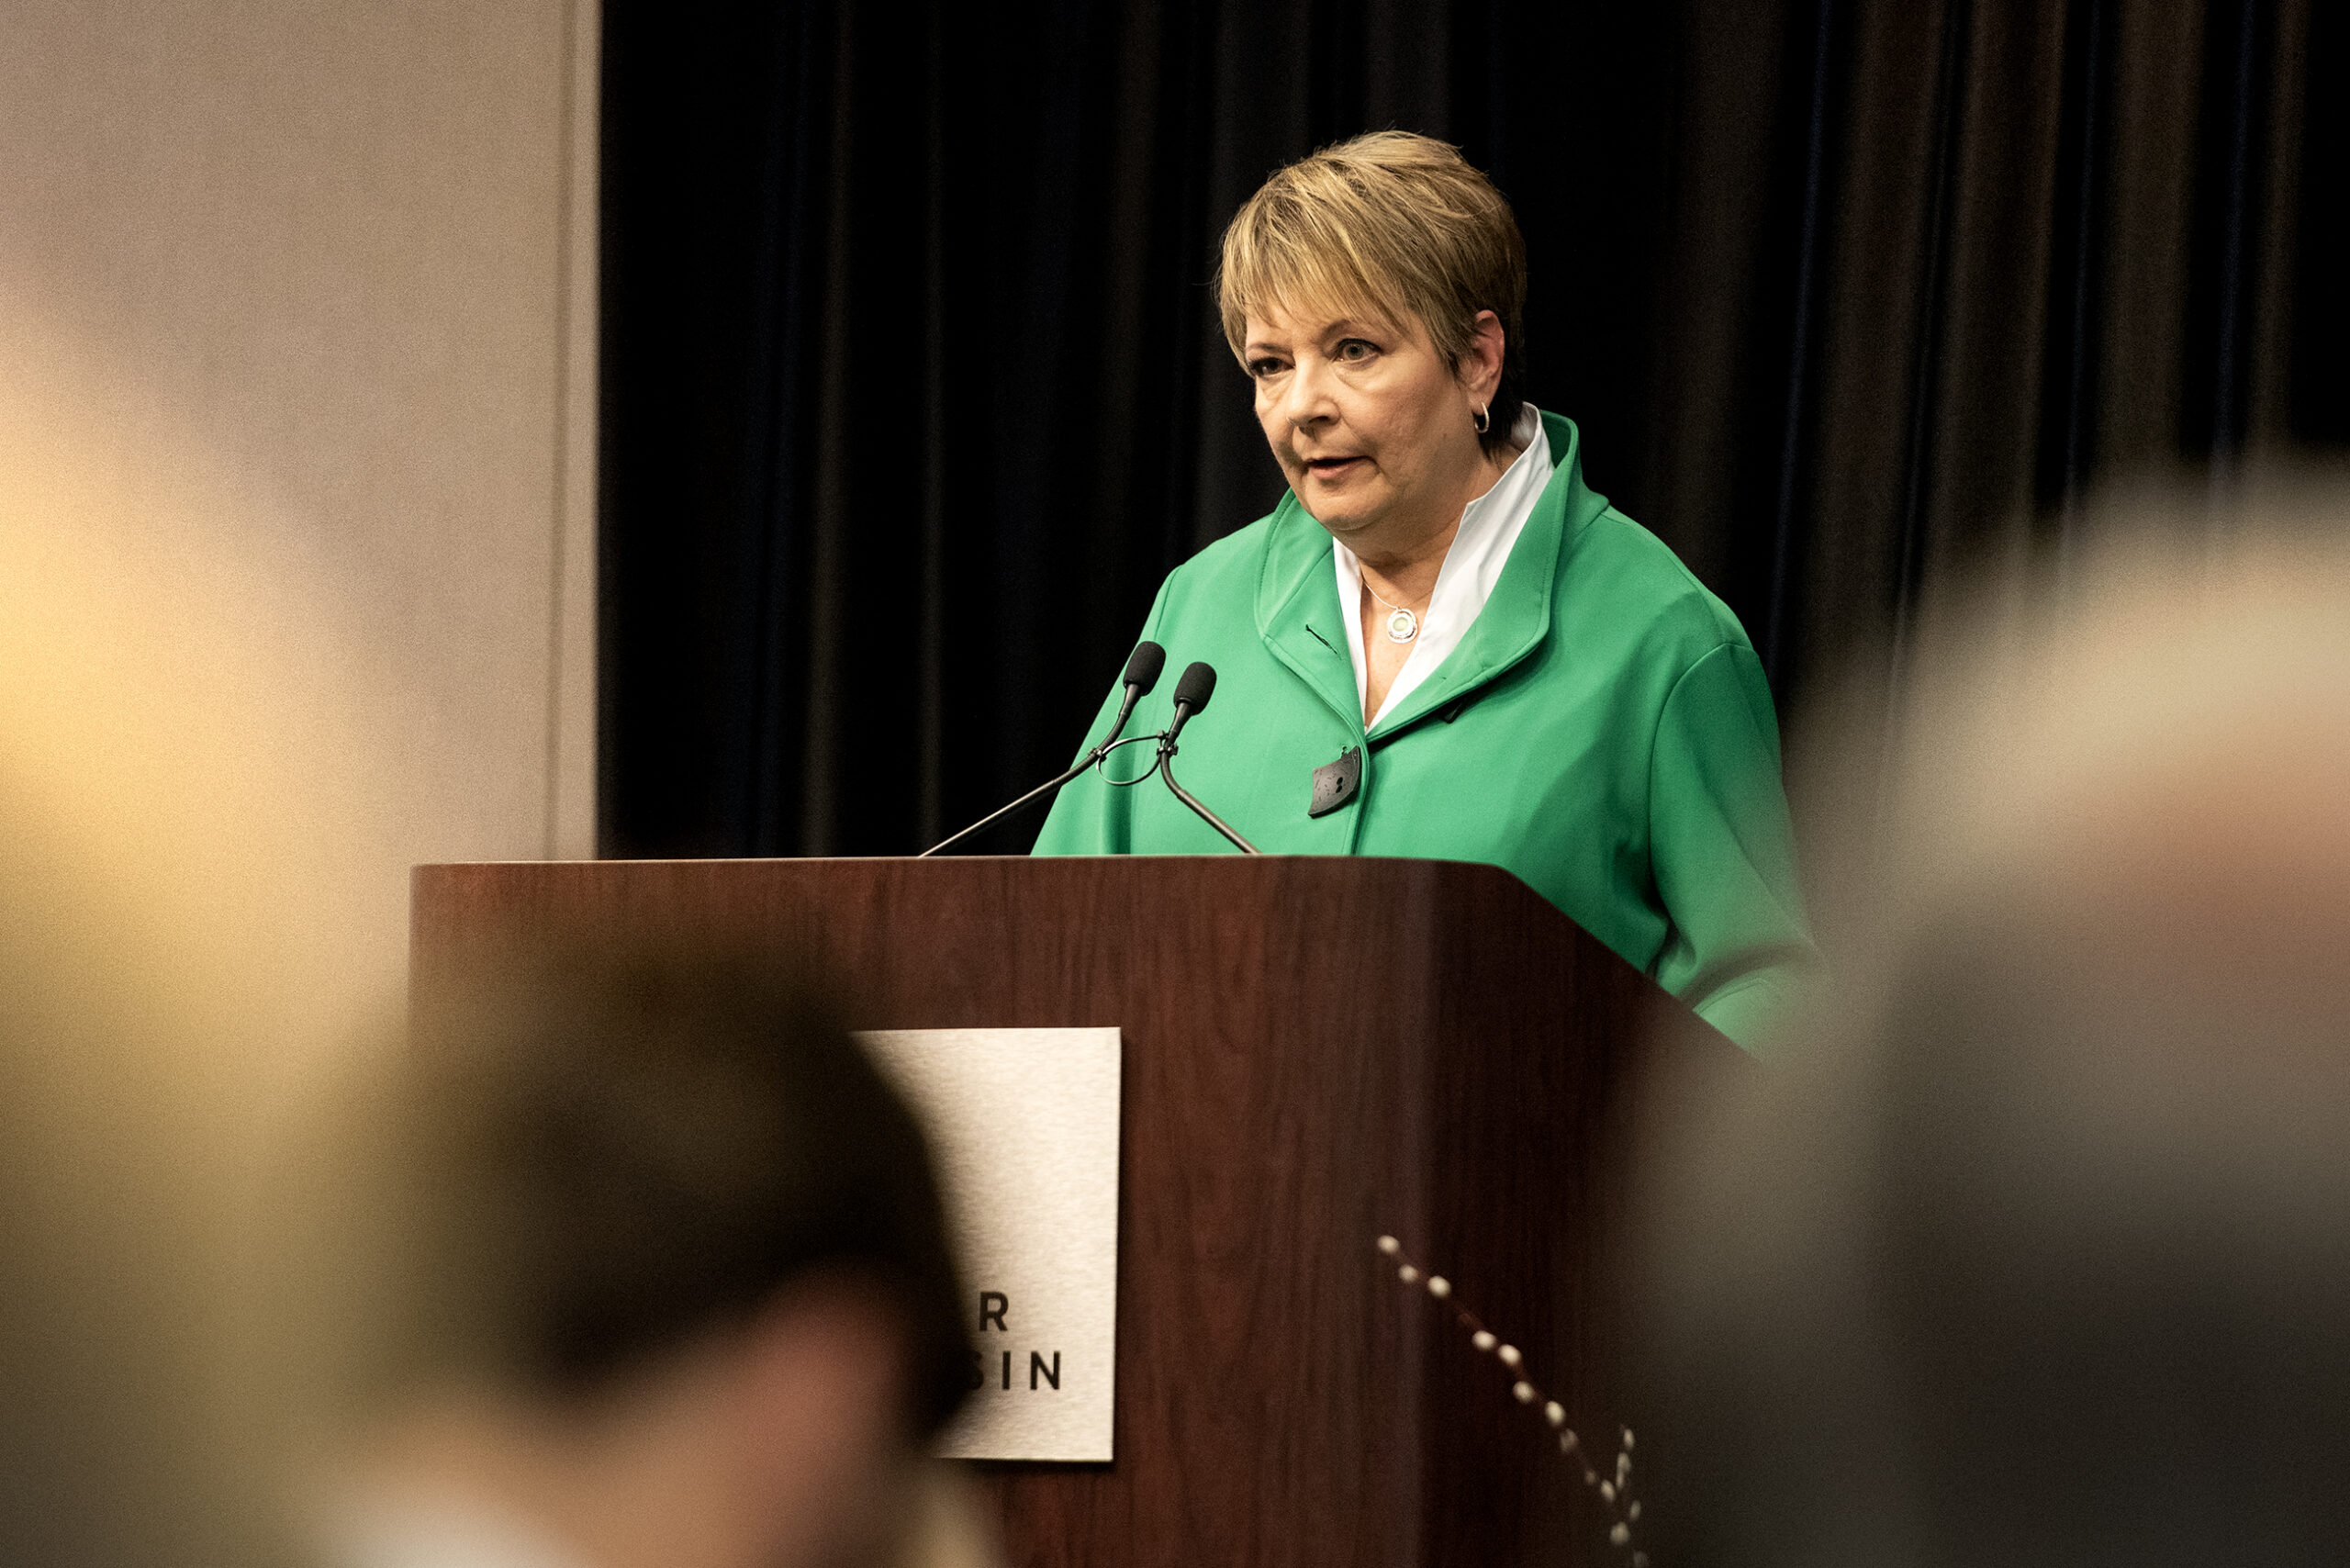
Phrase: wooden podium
[{"left": 411, "top": 855, "right": 1732, "bottom": 1568}]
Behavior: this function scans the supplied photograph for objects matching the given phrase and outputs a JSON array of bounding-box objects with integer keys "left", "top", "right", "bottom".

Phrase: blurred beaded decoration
[{"left": 1377, "top": 1235, "right": 1646, "bottom": 1566}]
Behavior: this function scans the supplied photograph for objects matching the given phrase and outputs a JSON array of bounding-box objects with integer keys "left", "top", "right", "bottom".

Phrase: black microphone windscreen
[
  {"left": 1173, "top": 661, "right": 1217, "bottom": 713},
  {"left": 1124, "top": 641, "right": 1167, "bottom": 694}
]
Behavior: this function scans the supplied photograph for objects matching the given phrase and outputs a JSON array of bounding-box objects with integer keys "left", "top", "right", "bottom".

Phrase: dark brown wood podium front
[{"left": 411, "top": 855, "right": 1729, "bottom": 1568}]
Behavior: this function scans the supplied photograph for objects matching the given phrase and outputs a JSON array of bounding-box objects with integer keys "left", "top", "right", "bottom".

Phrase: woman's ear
[{"left": 1462, "top": 309, "right": 1505, "bottom": 404}]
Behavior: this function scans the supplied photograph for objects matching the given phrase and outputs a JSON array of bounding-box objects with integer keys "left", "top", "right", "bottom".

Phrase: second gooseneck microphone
[{"left": 1158, "top": 662, "right": 1262, "bottom": 854}]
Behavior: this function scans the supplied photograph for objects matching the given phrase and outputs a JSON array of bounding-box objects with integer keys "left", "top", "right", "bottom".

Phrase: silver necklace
[{"left": 1362, "top": 576, "right": 1425, "bottom": 644}]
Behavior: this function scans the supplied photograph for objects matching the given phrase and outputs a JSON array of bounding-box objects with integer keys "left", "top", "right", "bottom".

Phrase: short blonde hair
[{"left": 1216, "top": 131, "right": 1528, "bottom": 450}]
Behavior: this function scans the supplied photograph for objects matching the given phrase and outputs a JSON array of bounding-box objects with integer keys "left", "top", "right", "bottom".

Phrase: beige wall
[{"left": 0, "top": 0, "right": 598, "bottom": 1003}]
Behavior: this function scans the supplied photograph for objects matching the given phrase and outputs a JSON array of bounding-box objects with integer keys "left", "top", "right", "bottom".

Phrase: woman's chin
[
  {"left": 1297, "top": 491, "right": 1360, "bottom": 528},
  {"left": 1295, "top": 480, "right": 1386, "bottom": 532}
]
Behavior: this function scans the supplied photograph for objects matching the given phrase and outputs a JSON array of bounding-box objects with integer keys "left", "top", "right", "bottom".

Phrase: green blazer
[{"left": 1033, "top": 412, "right": 1815, "bottom": 1048}]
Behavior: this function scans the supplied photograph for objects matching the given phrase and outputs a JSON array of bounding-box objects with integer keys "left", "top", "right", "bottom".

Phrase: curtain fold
[{"left": 600, "top": 0, "right": 2345, "bottom": 859}]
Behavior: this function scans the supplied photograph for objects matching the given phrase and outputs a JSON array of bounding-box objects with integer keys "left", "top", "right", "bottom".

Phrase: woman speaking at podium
[{"left": 1032, "top": 132, "right": 1814, "bottom": 1049}]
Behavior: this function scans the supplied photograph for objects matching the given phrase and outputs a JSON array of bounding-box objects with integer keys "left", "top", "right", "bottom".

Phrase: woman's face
[{"left": 1243, "top": 299, "right": 1500, "bottom": 556}]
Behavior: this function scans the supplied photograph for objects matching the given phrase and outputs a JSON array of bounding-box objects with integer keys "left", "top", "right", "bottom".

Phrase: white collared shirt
[
  {"left": 323, "top": 1484, "right": 594, "bottom": 1568},
  {"left": 1333, "top": 401, "right": 1553, "bottom": 730}
]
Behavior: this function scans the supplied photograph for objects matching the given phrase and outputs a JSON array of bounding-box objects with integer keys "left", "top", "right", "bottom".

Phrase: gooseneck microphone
[
  {"left": 1157, "top": 661, "right": 1262, "bottom": 854},
  {"left": 1164, "top": 660, "right": 1214, "bottom": 745},
  {"left": 919, "top": 642, "right": 1168, "bottom": 856}
]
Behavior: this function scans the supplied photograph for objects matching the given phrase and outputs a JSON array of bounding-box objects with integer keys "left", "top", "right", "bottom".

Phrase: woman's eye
[
  {"left": 1249, "top": 358, "right": 1286, "bottom": 378},
  {"left": 1337, "top": 340, "right": 1376, "bottom": 362}
]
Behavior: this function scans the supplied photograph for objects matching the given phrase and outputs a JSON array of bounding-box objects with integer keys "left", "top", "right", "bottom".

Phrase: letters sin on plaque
[{"left": 856, "top": 1026, "right": 1122, "bottom": 1462}]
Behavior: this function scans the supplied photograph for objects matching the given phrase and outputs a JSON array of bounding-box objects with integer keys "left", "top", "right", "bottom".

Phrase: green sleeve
[
  {"left": 1031, "top": 580, "right": 1173, "bottom": 857},
  {"left": 1646, "top": 642, "right": 1819, "bottom": 1049}
]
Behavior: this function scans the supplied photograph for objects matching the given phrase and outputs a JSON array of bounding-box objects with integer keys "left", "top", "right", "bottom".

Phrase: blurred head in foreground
[
  {"left": 1638, "top": 499, "right": 2350, "bottom": 1567},
  {"left": 317, "top": 946, "right": 972, "bottom": 1568}
]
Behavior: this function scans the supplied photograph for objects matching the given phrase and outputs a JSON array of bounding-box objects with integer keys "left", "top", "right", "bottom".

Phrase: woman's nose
[{"left": 1284, "top": 357, "right": 1339, "bottom": 427}]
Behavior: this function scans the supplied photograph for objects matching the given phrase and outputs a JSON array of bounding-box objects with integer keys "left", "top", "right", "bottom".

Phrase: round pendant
[{"left": 1384, "top": 607, "right": 1419, "bottom": 644}]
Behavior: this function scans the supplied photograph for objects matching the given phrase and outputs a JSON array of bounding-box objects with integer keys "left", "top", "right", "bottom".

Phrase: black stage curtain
[{"left": 600, "top": 0, "right": 2348, "bottom": 859}]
